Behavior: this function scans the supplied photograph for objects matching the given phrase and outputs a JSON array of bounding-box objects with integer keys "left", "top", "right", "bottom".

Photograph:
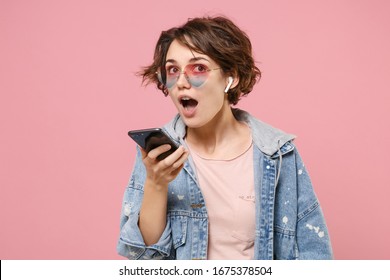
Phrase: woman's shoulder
[{"left": 232, "top": 109, "right": 296, "bottom": 157}]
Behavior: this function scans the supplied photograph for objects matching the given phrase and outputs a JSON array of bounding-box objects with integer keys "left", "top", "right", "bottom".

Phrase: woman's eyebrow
[
  {"left": 165, "top": 57, "right": 210, "bottom": 64},
  {"left": 165, "top": 59, "right": 177, "bottom": 64},
  {"left": 189, "top": 57, "right": 210, "bottom": 63}
]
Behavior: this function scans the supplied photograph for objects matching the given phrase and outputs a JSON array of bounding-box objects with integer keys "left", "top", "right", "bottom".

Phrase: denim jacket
[{"left": 117, "top": 109, "right": 333, "bottom": 260}]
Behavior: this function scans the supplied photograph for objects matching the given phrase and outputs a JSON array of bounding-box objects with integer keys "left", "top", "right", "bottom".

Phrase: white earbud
[{"left": 224, "top": 77, "right": 234, "bottom": 93}]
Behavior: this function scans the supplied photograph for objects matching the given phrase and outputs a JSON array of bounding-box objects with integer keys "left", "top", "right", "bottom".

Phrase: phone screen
[{"left": 128, "top": 128, "right": 178, "bottom": 160}]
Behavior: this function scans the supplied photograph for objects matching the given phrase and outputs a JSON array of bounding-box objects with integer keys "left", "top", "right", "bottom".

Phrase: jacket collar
[{"left": 163, "top": 108, "right": 296, "bottom": 158}]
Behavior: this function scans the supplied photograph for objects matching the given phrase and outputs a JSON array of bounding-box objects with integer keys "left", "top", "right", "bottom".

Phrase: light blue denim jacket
[{"left": 117, "top": 109, "right": 333, "bottom": 260}]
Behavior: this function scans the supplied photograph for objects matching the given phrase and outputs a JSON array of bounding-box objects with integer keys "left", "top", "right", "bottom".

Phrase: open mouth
[{"left": 180, "top": 97, "right": 198, "bottom": 111}]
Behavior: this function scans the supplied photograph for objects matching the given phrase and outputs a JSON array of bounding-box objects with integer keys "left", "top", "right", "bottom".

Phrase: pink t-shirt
[{"left": 187, "top": 140, "right": 255, "bottom": 259}]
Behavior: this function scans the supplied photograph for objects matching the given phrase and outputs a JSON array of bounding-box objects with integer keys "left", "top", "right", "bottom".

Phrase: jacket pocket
[
  {"left": 273, "top": 225, "right": 297, "bottom": 259},
  {"left": 170, "top": 214, "right": 188, "bottom": 249}
]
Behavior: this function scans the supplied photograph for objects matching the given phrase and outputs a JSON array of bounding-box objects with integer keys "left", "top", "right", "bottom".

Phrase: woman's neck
[{"left": 186, "top": 107, "right": 251, "bottom": 159}]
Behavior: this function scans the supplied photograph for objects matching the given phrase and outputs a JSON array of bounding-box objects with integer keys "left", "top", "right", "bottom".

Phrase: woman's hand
[{"left": 140, "top": 144, "right": 189, "bottom": 189}]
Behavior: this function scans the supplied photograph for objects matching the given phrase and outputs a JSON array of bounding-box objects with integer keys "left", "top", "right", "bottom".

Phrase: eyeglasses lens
[{"left": 158, "top": 64, "right": 211, "bottom": 88}]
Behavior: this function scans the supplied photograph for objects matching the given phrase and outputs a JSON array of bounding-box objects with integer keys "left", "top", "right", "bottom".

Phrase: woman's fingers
[
  {"left": 147, "top": 144, "right": 172, "bottom": 160},
  {"left": 160, "top": 146, "right": 187, "bottom": 167},
  {"left": 142, "top": 144, "right": 189, "bottom": 184},
  {"left": 170, "top": 148, "right": 189, "bottom": 170}
]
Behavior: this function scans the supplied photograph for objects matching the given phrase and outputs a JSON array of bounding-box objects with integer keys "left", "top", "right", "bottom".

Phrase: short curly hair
[{"left": 139, "top": 16, "right": 261, "bottom": 105}]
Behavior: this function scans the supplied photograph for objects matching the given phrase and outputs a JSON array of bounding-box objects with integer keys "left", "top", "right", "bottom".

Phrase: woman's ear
[
  {"left": 224, "top": 76, "right": 239, "bottom": 93},
  {"left": 224, "top": 77, "right": 234, "bottom": 93}
]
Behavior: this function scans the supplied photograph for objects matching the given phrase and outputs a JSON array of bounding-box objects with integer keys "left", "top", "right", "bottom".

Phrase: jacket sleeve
[
  {"left": 116, "top": 146, "right": 173, "bottom": 259},
  {"left": 294, "top": 149, "right": 333, "bottom": 260}
]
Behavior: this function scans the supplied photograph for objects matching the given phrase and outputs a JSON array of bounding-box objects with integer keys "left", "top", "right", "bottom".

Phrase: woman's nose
[{"left": 175, "top": 71, "right": 191, "bottom": 89}]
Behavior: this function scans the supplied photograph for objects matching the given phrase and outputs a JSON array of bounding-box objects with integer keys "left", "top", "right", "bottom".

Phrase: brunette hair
[{"left": 140, "top": 16, "right": 261, "bottom": 105}]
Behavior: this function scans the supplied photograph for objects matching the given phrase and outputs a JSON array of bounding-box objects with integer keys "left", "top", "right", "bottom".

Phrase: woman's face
[{"left": 164, "top": 39, "right": 231, "bottom": 129}]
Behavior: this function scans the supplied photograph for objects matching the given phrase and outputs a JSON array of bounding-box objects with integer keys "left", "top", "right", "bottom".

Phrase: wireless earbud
[{"left": 224, "top": 77, "right": 234, "bottom": 93}]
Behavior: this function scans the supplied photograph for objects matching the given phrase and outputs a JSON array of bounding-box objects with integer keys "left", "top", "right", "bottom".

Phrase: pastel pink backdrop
[{"left": 1, "top": 0, "right": 389, "bottom": 259}]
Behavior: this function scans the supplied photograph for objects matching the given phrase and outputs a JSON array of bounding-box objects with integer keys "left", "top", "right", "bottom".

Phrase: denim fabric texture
[{"left": 117, "top": 109, "right": 333, "bottom": 260}]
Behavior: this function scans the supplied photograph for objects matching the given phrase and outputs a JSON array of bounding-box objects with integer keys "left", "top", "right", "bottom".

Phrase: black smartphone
[{"left": 128, "top": 128, "right": 179, "bottom": 160}]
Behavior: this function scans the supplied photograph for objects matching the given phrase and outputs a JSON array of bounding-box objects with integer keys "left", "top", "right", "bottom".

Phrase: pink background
[{"left": 1, "top": 0, "right": 389, "bottom": 260}]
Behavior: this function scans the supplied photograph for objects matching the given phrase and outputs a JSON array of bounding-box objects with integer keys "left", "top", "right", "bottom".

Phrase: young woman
[{"left": 117, "top": 16, "right": 333, "bottom": 260}]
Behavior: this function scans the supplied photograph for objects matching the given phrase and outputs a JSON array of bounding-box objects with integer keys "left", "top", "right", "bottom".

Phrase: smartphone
[{"left": 128, "top": 128, "right": 179, "bottom": 160}]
